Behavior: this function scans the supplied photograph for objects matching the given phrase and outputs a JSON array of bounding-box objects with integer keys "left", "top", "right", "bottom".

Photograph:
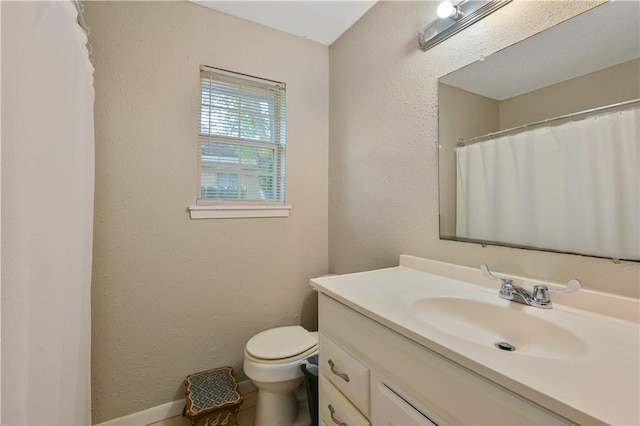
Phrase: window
[{"left": 197, "top": 66, "right": 287, "bottom": 210}]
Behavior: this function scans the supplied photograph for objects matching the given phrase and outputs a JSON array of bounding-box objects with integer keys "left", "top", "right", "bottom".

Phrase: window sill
[{"left": 188, "top": 205, "right": 291, "bottom": 219}]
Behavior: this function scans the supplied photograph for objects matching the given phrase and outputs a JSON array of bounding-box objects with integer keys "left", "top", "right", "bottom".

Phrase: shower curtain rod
[{"left": 457, "top": 98, "right": 640, "bottom": 146}]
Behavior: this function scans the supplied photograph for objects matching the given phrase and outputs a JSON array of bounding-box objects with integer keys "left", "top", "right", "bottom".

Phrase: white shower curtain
[
  {"left": 1, "top": 1, "right": 94, "bottom": 424},
  {"left": 456, "top": 106, "right": 640, "bottom": 260}
]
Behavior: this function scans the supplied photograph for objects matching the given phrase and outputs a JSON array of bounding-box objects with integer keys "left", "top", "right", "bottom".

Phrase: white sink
[{"left": 411, "top": 296, "right": 589, "bottom": 359}]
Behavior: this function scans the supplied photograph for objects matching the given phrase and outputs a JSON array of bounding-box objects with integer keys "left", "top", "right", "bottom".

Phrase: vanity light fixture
[
  {"left": 437, "top": 1, "right": 463, "bottom": 20},
  {"left": 418, "top": 0, "right": 512, "bottom": 51}
]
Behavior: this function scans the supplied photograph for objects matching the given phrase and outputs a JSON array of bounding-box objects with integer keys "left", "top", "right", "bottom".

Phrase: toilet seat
[
  {"left": 243, "top": 325, "right": 318, "bottom": 424},
  {"left": 245, "top": 326, "right": 318, "bottom": 363}
]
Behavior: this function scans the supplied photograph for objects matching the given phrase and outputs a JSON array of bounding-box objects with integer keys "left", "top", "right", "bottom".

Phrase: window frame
[{"left": 189, "top": 65, "right": 291, "bottom": 219}]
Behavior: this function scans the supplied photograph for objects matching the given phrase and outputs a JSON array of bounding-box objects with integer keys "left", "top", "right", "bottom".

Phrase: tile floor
[{"left": 148, "top": 391, "right": 256, "bottom": 426}]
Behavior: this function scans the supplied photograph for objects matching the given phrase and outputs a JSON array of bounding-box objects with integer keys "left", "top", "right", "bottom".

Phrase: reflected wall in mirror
[{"left": 438, "top": 1, "right": 640, "bottom": 261}]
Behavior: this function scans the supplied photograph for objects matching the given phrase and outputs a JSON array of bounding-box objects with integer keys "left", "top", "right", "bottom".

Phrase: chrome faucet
[
  {"left": 497, "top": 279, "right": 552, "bottom": 309},
  {"left": 480, "top": 264, "right": 581, "bottom": 309}
]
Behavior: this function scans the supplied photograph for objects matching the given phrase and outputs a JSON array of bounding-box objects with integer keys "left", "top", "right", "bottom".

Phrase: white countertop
[{"left": 310, "top": 255, "right": 640, "bottom": 425}]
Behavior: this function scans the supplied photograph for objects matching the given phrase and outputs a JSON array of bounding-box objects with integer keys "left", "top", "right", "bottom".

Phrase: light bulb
[{"left": 437, "top": 1, "right": 456, "bottom": 18}]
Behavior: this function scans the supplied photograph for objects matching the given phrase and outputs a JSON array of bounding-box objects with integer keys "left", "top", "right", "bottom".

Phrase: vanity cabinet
[
  {"left": 318, "top": 331, "right": 370, "bottom": 425},
  {"left": 319, "top": 334, "right": 370, "bottom": 416},
  {"left": 370, "top": 373, "right": 436, "bottom": 425},
  {"left": 318, "top": 293, "right": 574, "bottom": 425},
  {"left": 319, "top": 378, "right": 370, "bottom": 426}
]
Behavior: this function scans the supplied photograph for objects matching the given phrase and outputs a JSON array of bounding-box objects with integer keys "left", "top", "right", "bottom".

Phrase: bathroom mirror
[{"left": 438, "top": 1, "right": 640, "bottom": 261}]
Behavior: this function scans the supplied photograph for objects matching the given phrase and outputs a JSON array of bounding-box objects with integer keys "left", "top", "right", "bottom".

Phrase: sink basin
[{"left": 412, "top": 297, "right": 589, "bottom": 359}]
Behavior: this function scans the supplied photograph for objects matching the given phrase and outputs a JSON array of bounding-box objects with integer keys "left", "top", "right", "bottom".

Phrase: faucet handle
[
  {"left": 480, "top": 264, "right": 505, "bottom": 282},
  {"left": 481, "top": 264, "right": 581, "bottom": 295},
  {"left": 498, "top": 280, "right": 515, "bottom": 298},
  {"left": 548, "top": 278, "right": 581, "bottom": 294},
  {"left": 480, "top": 264, "right": 496, "bottom": 280},
  {"left": 533, "top": 285, "right": 550, "bottom": 302},
  {"left": 480, "top": 264, "right": 514, "bottom": 285},
  {"left": 481, "top": 265, "right": 515, "bottom": 295}
]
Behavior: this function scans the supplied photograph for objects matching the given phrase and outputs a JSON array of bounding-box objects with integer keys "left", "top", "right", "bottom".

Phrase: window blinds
[{"left": 198, "top": 65, "right": 287, "bottom": 204}]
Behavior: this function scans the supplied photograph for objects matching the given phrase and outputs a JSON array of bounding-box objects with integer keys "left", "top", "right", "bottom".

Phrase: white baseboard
[{"left": 96, "top": 380, "right": 257, "bottom": 426}]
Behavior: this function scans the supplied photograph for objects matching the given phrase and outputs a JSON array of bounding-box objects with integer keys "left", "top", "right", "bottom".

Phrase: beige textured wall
[
  {"left": 329, "top": 0, "right": 639, "bottom": 298},
  {"left": 500, "top": 58, "right": 640, "bottom": 128},
  {"left": 85, "top": 2, "right": 328, "bottom": 423}
]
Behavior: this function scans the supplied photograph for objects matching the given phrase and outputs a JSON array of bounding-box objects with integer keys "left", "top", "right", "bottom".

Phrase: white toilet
[{"left": 243, "top": 325, "right": 318, "bottom": 426}]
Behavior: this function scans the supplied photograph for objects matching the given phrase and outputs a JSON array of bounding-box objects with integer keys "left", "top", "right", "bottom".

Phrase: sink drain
[{"left": 495, "top": 341, "right": 516, "bottom": 352}]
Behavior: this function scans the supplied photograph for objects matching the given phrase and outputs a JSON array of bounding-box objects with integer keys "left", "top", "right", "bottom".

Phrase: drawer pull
[
  {"left": 328, "top": 404, "right": 348, "bottom": 426},
  {"left": 328, "top": 359, "right": 350, "bottom": 382}
]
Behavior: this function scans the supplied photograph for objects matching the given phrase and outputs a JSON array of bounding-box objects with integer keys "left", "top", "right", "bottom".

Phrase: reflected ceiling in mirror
[{"left": 438, "top": 1, "right": 640, "bottom": 261}]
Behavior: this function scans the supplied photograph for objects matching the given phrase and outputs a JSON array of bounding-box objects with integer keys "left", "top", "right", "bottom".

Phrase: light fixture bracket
[
  {"left": 449, "top": 6, "right": 464, "bottom": 20},
  {"left": 419, "top": 0, "right": 512, "bottom": 51}
]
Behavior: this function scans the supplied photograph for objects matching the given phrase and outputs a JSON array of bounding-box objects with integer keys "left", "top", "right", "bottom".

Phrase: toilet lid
[{"left": 246, "top": 326, "right": 318, "bottom": 360}]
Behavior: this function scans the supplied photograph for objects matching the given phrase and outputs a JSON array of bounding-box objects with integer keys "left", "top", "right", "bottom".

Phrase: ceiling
[
  {"left": 189, "top": 1, "right": 639, "bottom": 98},
  {"left": 190, "top": 1, "right": 378, "bottom": 46}
]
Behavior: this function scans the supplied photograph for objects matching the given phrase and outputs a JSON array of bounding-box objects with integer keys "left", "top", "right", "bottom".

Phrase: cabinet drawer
[
  {"left": 319, "top": 333, "right": 370, "bottom": 415},
  {"left": 320, "top": 375, "right": 370, "bottom": 426},
  {"left": 371, "top": 376, "right": 437, "bottom": 425}
]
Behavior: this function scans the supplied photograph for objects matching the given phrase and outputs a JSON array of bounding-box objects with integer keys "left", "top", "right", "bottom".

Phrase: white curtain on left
[{"left": 1, "top": 1, "right": 94, "bottom": 425}]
